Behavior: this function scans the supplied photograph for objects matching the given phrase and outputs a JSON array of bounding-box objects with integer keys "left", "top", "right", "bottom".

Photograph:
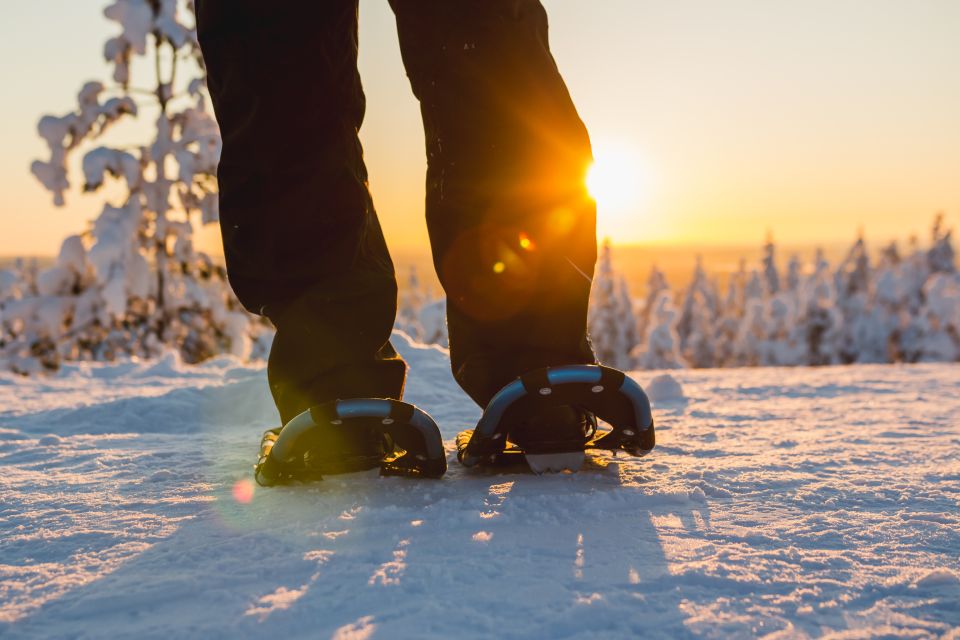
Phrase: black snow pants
[{"left": 196, "top": 0, "right": 598, "bottom": 424}]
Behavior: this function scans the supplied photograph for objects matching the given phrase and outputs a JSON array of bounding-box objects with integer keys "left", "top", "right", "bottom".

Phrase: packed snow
[{"left": 2, "top": 332, "right": 958, "bottom": 639}]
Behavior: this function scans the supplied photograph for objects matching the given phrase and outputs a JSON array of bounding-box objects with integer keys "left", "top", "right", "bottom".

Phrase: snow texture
[{"left": 1, "top": 332, "right": 958, "bottom": 638}]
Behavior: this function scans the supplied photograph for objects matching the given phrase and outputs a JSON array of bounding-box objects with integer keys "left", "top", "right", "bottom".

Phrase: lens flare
[
  {"left": 519, "top": 232, "right": 535, "bottom": 251},
  {"left": 492, "top": 261, "right": 506, "bottom": 274},
  {"left": 232, "top": 477, "right": 255, "bottom": 504}
]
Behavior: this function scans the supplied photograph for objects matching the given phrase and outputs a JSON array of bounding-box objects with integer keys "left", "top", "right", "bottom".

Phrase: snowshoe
[
  {"left": 457, "top": 365, "right": 655, "bottom": 474},
  {"left": 255, "top": 398, "right": 446, "bottom": 486}
]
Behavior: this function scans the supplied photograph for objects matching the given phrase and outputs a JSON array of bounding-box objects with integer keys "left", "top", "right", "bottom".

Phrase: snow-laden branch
[{"left": 31, "top": 83, "right": 137, "bottom": 206}]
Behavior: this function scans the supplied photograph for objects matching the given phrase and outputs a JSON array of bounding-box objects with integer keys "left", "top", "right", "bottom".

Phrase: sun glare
[{"left": 586, "top": 142, "right": 654, "bottom": 241}]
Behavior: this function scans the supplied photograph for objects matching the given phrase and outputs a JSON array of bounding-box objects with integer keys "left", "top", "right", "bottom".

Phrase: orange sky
[{"left": 1, "top": 0, "right": 958, "bottom": 257}]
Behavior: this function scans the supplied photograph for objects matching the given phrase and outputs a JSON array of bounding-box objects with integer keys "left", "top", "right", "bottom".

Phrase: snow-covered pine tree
[
  {"left": 785, "top": 254, "right": 802, "bottom": 292},
  {"left": 744, "top": 269, "right": 764, "bottom": 303},
  {"left": 632, "top": 291, "right": 687, "bottom": 370},
  {"left": 676, "top": 255, "right": 712, "bottom": 351},
  {"left": 732, "top": 297, "right": 765, "bottom": 366},
  {"left": 928, "top": 213, "right": 956, "bottom": 275},
  {"left": 588, "top": 241, "right": 637, "bottom": 369},
  {"left": 676, "top": 256, "right": 721, "bottom": 367},
  {"left": 419, "top": 299, "right": 449, "bottom": 348},
  {"left": 724, "top": 266, "right": 772, "bottom": 364},
  {"left": 899, "top": 236, "right": 930, "bottom": 315},
  {"left": 1, "top": 0, "right": 270, "bottom": 374},
  {"left": 729, "top": 258, "right": 748, "bottom": 315},
  {"left": 798, "top": 249, "right": 843, "bottom": 365},
  {"left": 396, "top": 265, "right": 427, "bottom": 341},
  {"left": 710, "top": 261, "right": 746, "bottom": 367},
  {"left": 617, "top": 275, "right": 640, "bottom": 362},
  {"left": 588, "top": 241, "right": 618, "bottom": 363},
  {"left": 762, "top": 294, "right": 805, "bottom": 365},
  {"left": 835, "top": 235, "right": 879, "bottom": 363},
  {"left": 762, "top": 233, "right": 780, "bottom": 296},
  {"left": 637, "top": 263, "right": 669, "bottom": 346},
  {"left": 682, "top": 288, "right": 718, "bottom": 368},
  {"left": 902, "top": 216, "right": 960, "bottom": 361},
  {"left": 879, "top": 241, "right": 900, "bottom": 269},
  {"left": 915, "top": 273, "right": 960, "bottom": 361}
]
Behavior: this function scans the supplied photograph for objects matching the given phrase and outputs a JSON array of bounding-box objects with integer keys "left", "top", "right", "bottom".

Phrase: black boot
[{"left": 508, "top": 406, "right": 595, "bottom": 454}]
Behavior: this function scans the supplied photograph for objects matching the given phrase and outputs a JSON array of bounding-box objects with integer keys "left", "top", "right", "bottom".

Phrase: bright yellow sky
[{"left": 1, "top": 0, "right": 958, "bottom": 257}]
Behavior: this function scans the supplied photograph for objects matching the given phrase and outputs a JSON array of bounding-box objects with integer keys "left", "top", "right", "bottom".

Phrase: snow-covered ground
[{"left": 1, "top": 332, "right": 958, "bottom": 639}]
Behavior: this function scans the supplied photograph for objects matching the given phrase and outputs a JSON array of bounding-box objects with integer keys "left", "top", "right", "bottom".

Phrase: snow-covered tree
[
  {"left": 744, "top": 269, "right": 764, "bottom": 303},
  {"left": 928, "top": 213, "right": 956, "bottom": 275},
  {"left": 836, "top": 236, "right": 875, "bottom": 363},
  {"left": 899, "top": 237, "right": 930, "bottom": 314},
  {"left": 682, "top": 288, "right": 718, "bottom": 368},
  {"left": 798, "top": 254, "right": 844, "bottom": 366},
  {"left": 1, "top": 0, "right": 269, "bottom": 374},
  {"left": 762, "top": 295, "right": 805, "bottom": 365},
  {"left": 637, "top": 263, "right": 669, "bottom": 348},
  {"left": 396, "top": 265, "right": 429, "bottom": 341},
  {"left": 906, "top": 271, "right": 960, "bottom": 362},
  {"left": 762, "top": 234, "right": 780, "bottom": 296},
  {"left": 712, "top": 275, "right": 743, "bottom": 368},
  {"left": 617, "top": 276, "right": 641, "bottom": 361},
  {"left": 677, "top": 256, "right": 715, "bottom": 350},
  {"left": 588, "top": 242, "right": 638, "bottom": 369},
  {"left": 731, "top": 298, "right": 765, "bottom": 366},
  {"left": 785, "top": 254, "right": 802, "bottom": 292},
  {"left": 419, "top": 299, "right": 448, "bottom": 348},
  {"left": 632, "top": 291, "right": 687, "bottom": 369}
]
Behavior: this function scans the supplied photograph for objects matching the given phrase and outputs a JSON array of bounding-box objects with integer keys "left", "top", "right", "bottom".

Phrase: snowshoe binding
[
  {"left": 255, "top": 399, "right": 446, "bottom": 486},
  {"left": 457, "top": 365, "right": 655, "bottom": 474}
]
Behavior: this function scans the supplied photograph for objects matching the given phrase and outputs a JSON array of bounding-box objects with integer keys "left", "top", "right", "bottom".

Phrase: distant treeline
[{"left": 397, "top": 214, "right": 959, "bottom": 369}]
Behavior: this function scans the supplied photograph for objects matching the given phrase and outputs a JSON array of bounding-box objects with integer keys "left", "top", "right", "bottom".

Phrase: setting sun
[{"left": 586, "top": 141, "right": 654, "bottom": 241}]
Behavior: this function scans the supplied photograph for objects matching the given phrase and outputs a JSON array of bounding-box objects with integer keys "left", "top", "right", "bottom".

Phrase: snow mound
[
  {"left": 914, "top": 568, "right": 960, "bottom": 589},
  {"left": 645, "top": 373, "right": 686, "bottom": 403}
]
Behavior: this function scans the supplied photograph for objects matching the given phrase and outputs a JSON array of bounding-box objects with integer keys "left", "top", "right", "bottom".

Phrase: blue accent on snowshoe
[
  {"left": 335, "top": 399, "right": 391, "bottom": 419},
  {"left": 547, "top": 365, "right": 603, "bottom": 386},
  {"left": 472, "top": 379, "right": 527, "bottom": 440}
]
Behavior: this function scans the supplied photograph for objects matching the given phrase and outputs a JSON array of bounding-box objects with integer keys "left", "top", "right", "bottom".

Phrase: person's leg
[
  {"left": 197, "top": 0, "right": 405, "bottom": 424},
  {"left": 389, "top": 0, "right": 597, "bottom": 406}
]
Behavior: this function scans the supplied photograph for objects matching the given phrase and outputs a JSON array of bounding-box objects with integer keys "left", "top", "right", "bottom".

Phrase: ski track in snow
[{"left": 1, "top": 333, "right": 958, "bottom": 639}]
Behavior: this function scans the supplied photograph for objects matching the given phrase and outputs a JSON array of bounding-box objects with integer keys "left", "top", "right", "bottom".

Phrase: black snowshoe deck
[{"left": 255, "top": 399, "right": 446, "bottom": 486}]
